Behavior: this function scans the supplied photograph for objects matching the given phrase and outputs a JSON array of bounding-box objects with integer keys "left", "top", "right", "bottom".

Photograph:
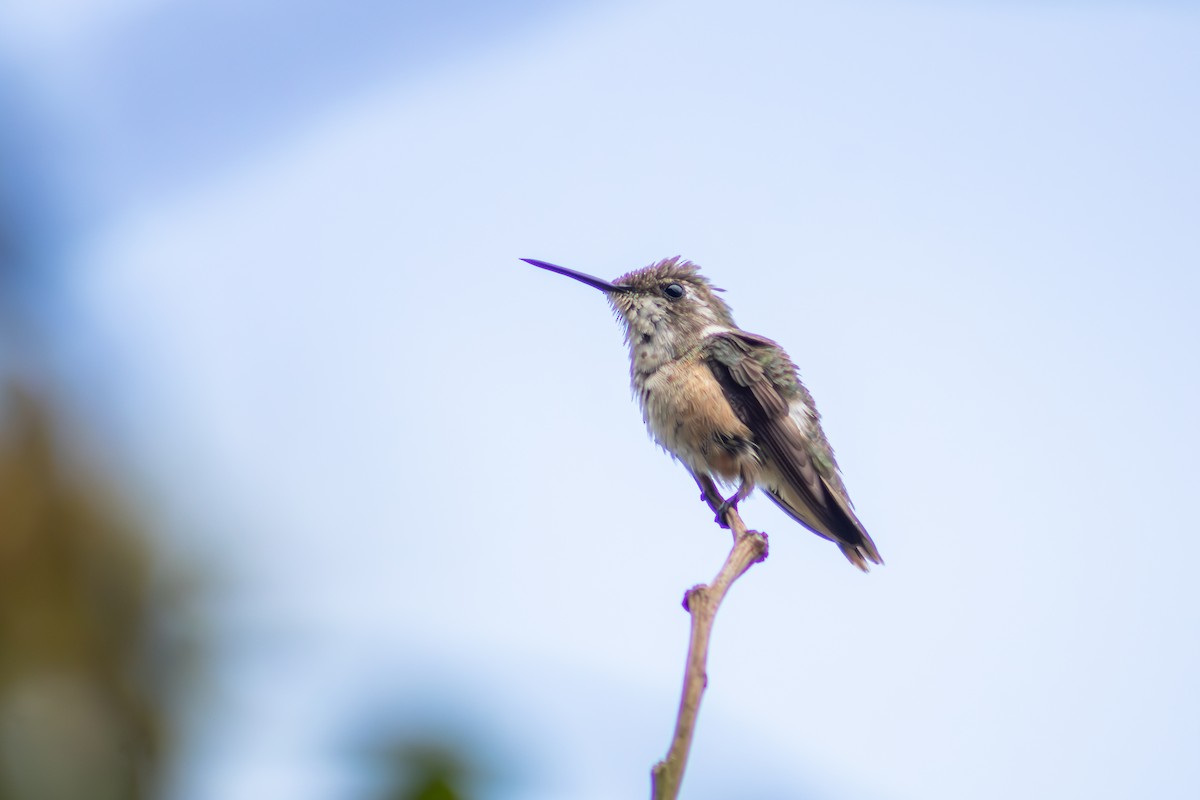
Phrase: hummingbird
[{"left": 523, "top": 256, "right": 882, "bottom": 571}]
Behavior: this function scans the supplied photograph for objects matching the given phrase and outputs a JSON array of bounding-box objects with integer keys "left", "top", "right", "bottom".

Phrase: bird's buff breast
[{"left": 637, "top": 356, "right": 753, "bottom": 481}]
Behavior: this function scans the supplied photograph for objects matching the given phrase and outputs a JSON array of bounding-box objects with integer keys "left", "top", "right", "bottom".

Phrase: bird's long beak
[{"left": 521, "top": 258, "right": 631, "bottom": 293}]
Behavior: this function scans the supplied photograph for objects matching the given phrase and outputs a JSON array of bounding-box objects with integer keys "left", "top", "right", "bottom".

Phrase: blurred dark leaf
[{"left": 0, "top": 382, "right": 200, "bottom": 800}]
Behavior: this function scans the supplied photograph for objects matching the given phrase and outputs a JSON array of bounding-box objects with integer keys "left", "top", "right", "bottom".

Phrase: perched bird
[{"left": 523, "top": 256, "right": 882, "bottom": 571}]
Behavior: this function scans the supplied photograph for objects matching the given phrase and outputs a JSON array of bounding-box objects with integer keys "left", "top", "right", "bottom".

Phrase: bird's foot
[{"left": 713, "top": 498, "right": 738, "bottom": 528}]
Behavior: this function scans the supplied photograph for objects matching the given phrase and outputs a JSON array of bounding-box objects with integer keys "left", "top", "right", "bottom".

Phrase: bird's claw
[{"left": 714, "top": 498, "right": 737, "bottom": 528}]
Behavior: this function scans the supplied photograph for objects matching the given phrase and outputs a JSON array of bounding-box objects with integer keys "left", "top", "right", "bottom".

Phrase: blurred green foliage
[
  {"left": 363, "top": 740, "right": 482, "bottom": 800},
  {"left": 0, "top": 384, "right": 170, "bottom": 800},
  {"left": 0, "top": 383, "right": 501, "bottom": 800}
]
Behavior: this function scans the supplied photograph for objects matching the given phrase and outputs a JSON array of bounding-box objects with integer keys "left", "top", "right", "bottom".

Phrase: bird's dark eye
[{"left": 664, "top": 283, "right": 685, "bottom": 299}]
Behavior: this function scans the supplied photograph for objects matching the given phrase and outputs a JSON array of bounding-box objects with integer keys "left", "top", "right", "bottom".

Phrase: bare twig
[{"left": 650, "top": 482, "right": 769, "bottom": 800}]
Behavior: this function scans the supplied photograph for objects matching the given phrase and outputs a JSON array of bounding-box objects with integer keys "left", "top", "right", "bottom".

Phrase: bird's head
[{"left": 522, "top": 256, "right": 736, "bottom": 354}]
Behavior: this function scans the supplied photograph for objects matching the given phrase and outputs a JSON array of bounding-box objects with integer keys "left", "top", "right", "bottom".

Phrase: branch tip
[{"left": 681, "top": 584, "right": 707, "bottom": 613}]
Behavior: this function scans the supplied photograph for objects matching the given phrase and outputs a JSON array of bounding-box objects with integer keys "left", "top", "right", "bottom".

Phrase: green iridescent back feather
[{"left": 708, "top": 333, "right": 852, "bottom": 502}]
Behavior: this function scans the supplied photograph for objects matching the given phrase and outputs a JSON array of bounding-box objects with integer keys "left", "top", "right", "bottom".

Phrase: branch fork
[{"left": 650, "top": 481, "right": 769, "bottom": 800}]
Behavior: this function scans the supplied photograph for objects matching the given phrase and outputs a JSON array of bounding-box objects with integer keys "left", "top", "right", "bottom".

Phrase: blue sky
[{"left": 2, "top": 1, "right": 1198, "bottom": 798}]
